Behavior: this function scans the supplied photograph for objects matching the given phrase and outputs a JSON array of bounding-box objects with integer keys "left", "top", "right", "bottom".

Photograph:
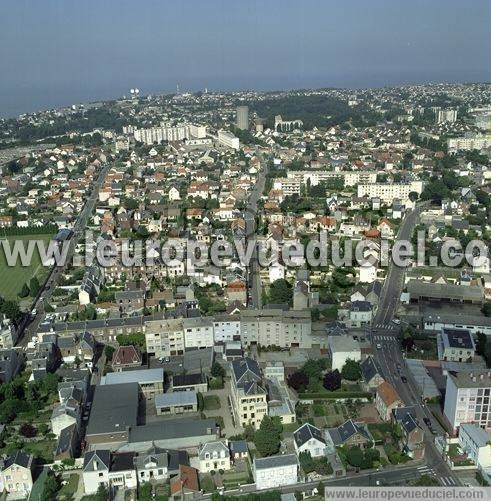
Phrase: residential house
[
  {"left": 392, "top": 407, "right": 425, "bottom": 460},
  {"left": 253, "top": 454, "right": 298, "bottom": 491},
  {"left": 376, "top": 382, "right": 403, "bottom": 421},
  {"left": 459, "top": 423, "right": 491, "bottom": 477},
  {"left": 108, "top": 453, "right": 138, "bottom": 492},
  {"left": 169, "top": 465, "right": 200, "bottom": 499},
  {"left": 327, "top": 420, "right": 373, "bottom": 448},
  {"left": 111, "top": 345, "right": 142, "bottom": 372},
  {"left": 328, "top": 335, "right": 361, "bottom": 372},
  {"left": 230, "top": 358, "right": 268, "bottom": 429},
  {"left": 360, "top": 356, "right": 384, "bottom": 391},
  {"left": 349, "top": 301, "right": 373, "bottom": 328},
  {"left": 57, "top": 335, "right": 78, "bottom": 364},
  {"left": 229, "top": 441, "right": 249, "bottom": 462},
  {"left": 115, "top": 290, "right": 145, "bottom": 315},
  {"left": 134, "top": 446, "right": 189, "bottom": 484},
  {"left": 0, "top": 348, "right": 23, "bottom": 383},
  {"left": 54, "top": 423, "right": 79, "bottom": 461},
  {"left": 51, "top": 395, "right": 81, "bottom": 437},
  {"left": 0, "top": 451, "right": 35, "bottom": 498},
  {"left": 437, "top": 328, "right": 475, "bottom": 362},
  {"left": 293, "top": 423, "right": 327, "bottom": 458},
  {"left": 198, "top": 441, "right": 231, "bottom": 473}
]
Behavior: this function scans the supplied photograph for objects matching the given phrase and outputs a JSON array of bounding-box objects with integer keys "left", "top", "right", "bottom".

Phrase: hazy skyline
[{"left": 1, "top": 0, "right": 490, "bottom": 117}]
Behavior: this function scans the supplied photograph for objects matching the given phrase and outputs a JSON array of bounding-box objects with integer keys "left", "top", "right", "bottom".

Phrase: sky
[{"left": 0, "top": 0, "right": 490, "bottom": 117}]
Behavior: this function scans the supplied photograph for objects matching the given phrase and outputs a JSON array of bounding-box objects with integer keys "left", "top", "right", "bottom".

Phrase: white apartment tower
[{"left": 444, "top": 371, "right": 491, "bottom": 433}]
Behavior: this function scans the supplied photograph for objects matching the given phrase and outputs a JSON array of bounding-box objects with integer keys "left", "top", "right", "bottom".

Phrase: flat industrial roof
[
  {"left": 86, "top": 383, "right": 139, "bottom": 436},
  {"left": 155, "top": 391, "right": 197, "bottom": 407},
  {"left": 101, "top": 368, "right": 163, "bottom": 386}
]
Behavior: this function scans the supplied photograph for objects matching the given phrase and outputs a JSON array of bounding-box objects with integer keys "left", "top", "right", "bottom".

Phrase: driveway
[{"left": 203, "top": 378, "right": 242, "bottom": 437}]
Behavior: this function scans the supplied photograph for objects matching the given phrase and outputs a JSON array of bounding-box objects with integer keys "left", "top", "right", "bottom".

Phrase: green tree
[
  {"left": 268, "top": 279, "right": 293, "bottom": 305},
  {"left": 299, "top": 451, "right": 316, "bottom": 473},
  {"left": 254, "top": 416, "right": 282, "bottom": 456},
  {"left": 29, "top": 277, "right": 41, "bottom": 296},
  {"left": 0, "top": 399, "right": 19, "bottom": 423},
  {"left": 476, "top": 332, "right": 487, "bottom": 356},
  {"left": 197, "top": 392, "right": 204, "bottom": 412},
  {"left": 300, "top": 359, "right": 324, "bottom": 380},
  {"left": 104, "top": 345, "right": 115, "bottom": 361},
  {"left": 346, "top": 446, "right": 364, "bottom": 468},
  {"left": 18, "top": 283, "right": 30, "bottom": 298},
  {"left": 94, "top": 484, "right": 110, "bottom": 501},
  {"left": 116, "top": 332, "right": 146, "bottom": 350},
  {"left": 139, "top": 482, "right": 153, "bottom": 501},
  {"left": 341, "top": 359, "right": 361, "bottom": 381},
  {"left": 211, "top": 361, "right": 226, "bottom": 378},
  {"left": 41, "top": 471, "right": 60, "bottom": 501},
  {"left": 482, "top": 302, "right": 491, "bottom": 317}
]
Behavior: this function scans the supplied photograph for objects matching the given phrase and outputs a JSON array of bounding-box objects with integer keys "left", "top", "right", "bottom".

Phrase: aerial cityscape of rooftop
[{"left": 0, "top": 1, "right": 490, "bottom": 500}]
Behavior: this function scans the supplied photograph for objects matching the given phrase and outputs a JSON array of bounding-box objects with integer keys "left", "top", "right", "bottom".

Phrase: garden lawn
[
  {"left": 58, "top": 474, "right": 80, "bottom": 500},
  {"left": 0, "top": 234, "right": 53, "bottom": 299},
  {"left": 203, "top": 395, "right": 221, "bottom": 411}
]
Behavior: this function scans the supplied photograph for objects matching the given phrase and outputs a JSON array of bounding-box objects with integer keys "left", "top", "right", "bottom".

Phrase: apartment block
[
  {"left": 240, "top": 308, "right": 312, "bottom": 349},
  {"left": 444, "top": 371, "right": 491, "bottom": 432},
  {"left": 182, "top": 317, "right": 214, "bottom": 350},
  {"left": 145, "top": 318, "right": 185, "bottom": 358},
  {"left": 357, "top": 181, "right": 423, "bottom": 204}
]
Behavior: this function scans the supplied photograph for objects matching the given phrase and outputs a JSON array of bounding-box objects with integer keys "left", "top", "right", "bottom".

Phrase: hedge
[
  {"left": 298, "top": 391, "right": 372, "bottom": 400},
  {"left": 0, "top": 225, "right": 58, "bottom": 236}
]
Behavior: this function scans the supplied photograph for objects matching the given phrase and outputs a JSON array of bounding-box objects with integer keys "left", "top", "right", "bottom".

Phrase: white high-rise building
[
  {"left": 236, "top": 105, "right": 249, "bottom": 130},
  {"left": 217, "top": 130, "right": 240, "bottom": 150},
  {"left": 436, "top": 109, "right": 457, "bottom": 124},
  {"left": 444, "top": 371, "right": 491, "bottom": 433}
]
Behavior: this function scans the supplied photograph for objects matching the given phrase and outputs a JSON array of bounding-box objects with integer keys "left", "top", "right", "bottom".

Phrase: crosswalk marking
[
  {"left": 374, "top": 335, "right": 397, "bottom": 341},
  {"left": 414, "top": 465, "right": 460, "bottom": 487},
  {"left": 373, "top": 323, "right": 397, "bottom": 330}
]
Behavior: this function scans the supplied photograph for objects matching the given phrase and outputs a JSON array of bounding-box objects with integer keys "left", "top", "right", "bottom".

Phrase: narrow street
[
  {"left": 16, "top": 162, "right": 112, "bottom": 347},
  {"left": 371, "top": 201, "right": 460, "bottom": 487},
  {"left": 244, "top": 153, "right": 269, "bottom": 309}
]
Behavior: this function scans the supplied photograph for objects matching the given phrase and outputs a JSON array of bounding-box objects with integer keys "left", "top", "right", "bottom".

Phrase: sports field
[{"left": 0, "top": 234, "right": 53, "bottom": 300}]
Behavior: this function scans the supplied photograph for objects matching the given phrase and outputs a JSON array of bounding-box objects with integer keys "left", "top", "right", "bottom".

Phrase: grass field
[{"left": 0, "top": 234, "right": 53, "bottom": 300}]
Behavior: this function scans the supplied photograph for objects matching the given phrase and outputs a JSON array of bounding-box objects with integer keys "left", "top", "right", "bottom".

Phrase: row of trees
[
  {"left": 287, "top": 358, "right": 361, "bottom": 393},
  {"left": 18, "top": 277, "right": 41, "bottom": 298}
]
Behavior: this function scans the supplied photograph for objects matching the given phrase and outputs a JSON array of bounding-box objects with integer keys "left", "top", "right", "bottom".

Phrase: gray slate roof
[
  {"left": 254, "top": 453, "right": 298, "bottom": 470},
  {"left": 293, "top": 423, "right": 326, "bottom": 448},
  {"left": 86, "top": 383, "right": 139, "bottom": 436}
]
